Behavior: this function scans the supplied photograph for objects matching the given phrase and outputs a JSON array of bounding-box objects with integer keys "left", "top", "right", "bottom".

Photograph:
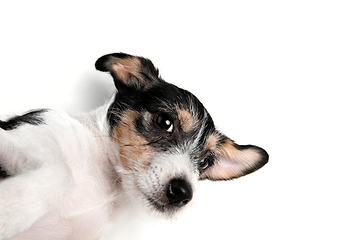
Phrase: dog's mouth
[
  {"left": 142, "top": 179, "right": 193, "bottom": 214},
  {"left": 146, "top": 195, "right": 168, "bottom": 213},
  {"left": 145, "top": 195, "right": 188, "bottom": 217}
]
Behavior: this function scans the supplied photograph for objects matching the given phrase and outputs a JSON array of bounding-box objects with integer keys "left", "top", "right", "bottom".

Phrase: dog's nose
[{"left": 167, "top": 178, "right": 193, "bottom": 207}]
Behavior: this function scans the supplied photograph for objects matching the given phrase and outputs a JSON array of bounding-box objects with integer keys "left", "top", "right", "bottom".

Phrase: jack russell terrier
[{"left": 0, "top": 52, "right": 268, "bottom": 239}]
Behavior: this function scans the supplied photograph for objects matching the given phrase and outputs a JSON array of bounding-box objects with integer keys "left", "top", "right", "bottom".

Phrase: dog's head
[{"left": 96, "top": 53, "right": 268, "bottom": 217}]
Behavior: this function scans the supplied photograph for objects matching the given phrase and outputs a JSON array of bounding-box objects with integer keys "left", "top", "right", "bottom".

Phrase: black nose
[{"left": 166, "top": 178, "right": 193, "bottom": 207}]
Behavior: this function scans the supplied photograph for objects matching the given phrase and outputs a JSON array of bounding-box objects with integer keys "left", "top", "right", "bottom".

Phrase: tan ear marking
[
  {"left": 201, "top": 137, "right": 268, "bottom": 181},
  {"left": 109, "top": 56, "right": 147, "bottom": 84},
  {"left": 96, "top": 52, "right": 161, "bottom": 91}
]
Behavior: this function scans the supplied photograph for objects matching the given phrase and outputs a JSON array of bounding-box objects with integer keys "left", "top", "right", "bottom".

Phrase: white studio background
[{"left": 0, "top": 1, "right": 359, "bottom": 239}]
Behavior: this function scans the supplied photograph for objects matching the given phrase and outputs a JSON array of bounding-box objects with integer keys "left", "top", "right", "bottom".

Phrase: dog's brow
[{"left": 177, "top": 109, "right": 197, "bottom": 132}]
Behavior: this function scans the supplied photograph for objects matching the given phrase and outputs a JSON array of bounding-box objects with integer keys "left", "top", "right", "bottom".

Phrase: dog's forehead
[
  {"left": 139, "top": 83, "right": 209, "bottom": 123},
  {"left": 153, "top": 84, "right": 214, "bottom": 134}
]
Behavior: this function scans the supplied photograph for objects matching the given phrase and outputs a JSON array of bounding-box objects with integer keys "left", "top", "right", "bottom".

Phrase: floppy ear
[
  {"left": 95, "top": 52, "right": 161, "bottom": 91},
  {"left": 201, "top": 137, "right": 268, "bottom": 181}
]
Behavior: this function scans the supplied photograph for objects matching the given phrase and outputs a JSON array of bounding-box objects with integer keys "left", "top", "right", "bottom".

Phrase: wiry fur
[{"left": 0, "top": 52, "right": 268, "bottom": 240}]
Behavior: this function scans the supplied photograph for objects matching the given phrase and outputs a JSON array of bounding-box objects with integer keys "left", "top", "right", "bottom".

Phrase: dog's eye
[
  {"left": 199, "top": 158, "right": 211, "bottom": 171},
  {"left": 156, "top": 113, "right": 174, "bottom": 133},
  {"left": 199, "top": 155, "right": 215, "bottom": 172}
]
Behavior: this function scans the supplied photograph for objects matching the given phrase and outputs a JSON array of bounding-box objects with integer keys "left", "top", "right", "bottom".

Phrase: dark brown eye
[
  {"left": 199, "top": 158, "right": 210, "bottom": 171},
  {"left": 199, "top": 155, "right": 215, "bottom": 172},
  {"left": 156, "top": 113, "right": 174, "bottom": 133}
]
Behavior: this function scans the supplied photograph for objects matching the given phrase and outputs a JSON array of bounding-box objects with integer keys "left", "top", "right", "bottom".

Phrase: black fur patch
[
  {"left": 0, "top": 165, "right": 9, "bottom": 179},
  {"left": 0, "top": 109, "right": 47, "bottom": 131}
]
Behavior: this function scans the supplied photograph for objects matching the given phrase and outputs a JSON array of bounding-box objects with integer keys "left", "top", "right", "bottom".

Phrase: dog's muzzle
[{"left": 166, "top": 178, "right": 193, "bottom": 207}]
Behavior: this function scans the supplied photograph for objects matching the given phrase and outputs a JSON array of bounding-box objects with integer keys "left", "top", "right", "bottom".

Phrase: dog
[{"left": 0, "top": 52, "right": 268, "bottom": 240}]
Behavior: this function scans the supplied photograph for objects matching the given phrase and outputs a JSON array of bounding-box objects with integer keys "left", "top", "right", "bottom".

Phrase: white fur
[
  {"left": 0, "top": 96, "right": 199, "bottom": 240},
  {"left": 120, "top": 152, "right": 198, "bottom": 218}
]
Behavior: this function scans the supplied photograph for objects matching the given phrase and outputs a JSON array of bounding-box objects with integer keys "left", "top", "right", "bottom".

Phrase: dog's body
[{"left": 0, "top": 53, "right": 268, "bottom": 240}]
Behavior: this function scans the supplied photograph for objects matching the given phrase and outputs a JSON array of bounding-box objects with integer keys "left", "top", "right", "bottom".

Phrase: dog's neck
[{"left": 75, "top": 94, "right": 125, "bottom": 197}]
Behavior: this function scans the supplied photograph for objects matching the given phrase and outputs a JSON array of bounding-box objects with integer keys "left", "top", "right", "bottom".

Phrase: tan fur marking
[
  {"left": 218, "top": 140, "right": 237, "bottom": 159},
  {"left": 177, "top": 109, "right": 197, "bottom": 132},
  {"left": 109, "top": 57, "right": 146, "bottom": 84},
  {"left": 112, "top": 110, "right": 153, "bottom": 171},
  {"left": 204, "top": 134, "right": 218, "bottom": 152}
]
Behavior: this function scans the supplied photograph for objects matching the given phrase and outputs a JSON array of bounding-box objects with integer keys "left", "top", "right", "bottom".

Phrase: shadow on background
[{"left": 66, "top": 71, "right": 115, "bottom": 114}]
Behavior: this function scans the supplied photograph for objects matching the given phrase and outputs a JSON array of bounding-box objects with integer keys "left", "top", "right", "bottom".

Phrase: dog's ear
[
  {"left": 201, "top": 136, "right": 268, "bottom": 181},
  {"left": 95, "top": 52, "right": 161, "bottom": 91}
]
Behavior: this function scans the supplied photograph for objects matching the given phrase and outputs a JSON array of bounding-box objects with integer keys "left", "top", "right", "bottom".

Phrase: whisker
[{"left": 94, "top": 135, "right": 162, "bottom": 147}]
